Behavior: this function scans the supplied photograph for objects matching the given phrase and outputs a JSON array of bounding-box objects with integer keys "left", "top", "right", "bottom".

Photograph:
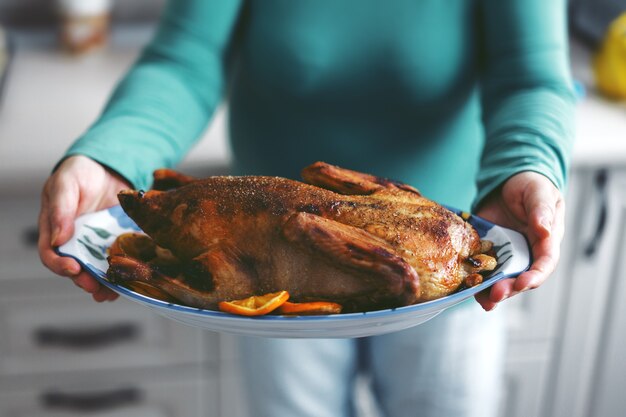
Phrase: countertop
[
  {"left": 570, "top": 40, "right": 626, "bottom": 168},
  {"left": 0, "top": 29, "right": 624, "bottom": 192},
  {"left": 0, "top": 26, "right": 230, "bottom": 193}
]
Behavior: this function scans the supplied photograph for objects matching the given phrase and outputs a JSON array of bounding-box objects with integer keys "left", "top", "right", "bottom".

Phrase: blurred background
[{"left": 0, "top": 1, "right": 625, "bottom": 416}]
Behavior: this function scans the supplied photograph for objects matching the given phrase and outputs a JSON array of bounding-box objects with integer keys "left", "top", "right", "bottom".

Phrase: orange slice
[
  {"left": 108, "top": 232, "right": 156, "bottom": 261},
  {"left": 218, "top": 291, "right": 290, "bottom": 316},
  {"left": 278, "top": 301, "right": 342, "bottom": 316}
]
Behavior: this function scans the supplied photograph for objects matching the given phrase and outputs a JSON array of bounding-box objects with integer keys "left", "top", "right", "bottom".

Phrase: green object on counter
[{"left": 65, "top": 0, "right": 575, "bottom": 212}]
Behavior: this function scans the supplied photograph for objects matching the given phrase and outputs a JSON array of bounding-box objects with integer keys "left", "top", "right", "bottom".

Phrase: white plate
[{"left": 58, "top": 205, "right": 530, "bottom": 338}]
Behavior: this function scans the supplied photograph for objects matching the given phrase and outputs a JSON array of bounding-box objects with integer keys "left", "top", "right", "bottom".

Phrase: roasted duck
[{"left": 107, "top": 162, "right": 496, "bottom": 313}]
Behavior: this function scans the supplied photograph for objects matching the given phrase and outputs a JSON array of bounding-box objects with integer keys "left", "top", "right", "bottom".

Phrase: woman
[{"left": 39, "top": 1, "right": 573, "bottom": 415}]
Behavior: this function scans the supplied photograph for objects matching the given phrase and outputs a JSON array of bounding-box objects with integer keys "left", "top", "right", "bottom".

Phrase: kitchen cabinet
[
  {"left": 496, "top": 169, "right": 583, "bottom": 417},
  {"left": 0, "top": 192, "right": 221, "bottom": 417},
  {"left": 544, "top": 167, "right": 626, "bottom": 417},
  {"left": 0, "top": 369, "right": 213, "bottom": 417},
  {"left": 498, "top": 166, "right": 626, "bottom": 417}
]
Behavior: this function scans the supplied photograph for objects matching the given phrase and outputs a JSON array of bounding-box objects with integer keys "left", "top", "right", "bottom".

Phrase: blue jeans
[{"left": 236, "top": 302, "right": 506, "bottom": 417}]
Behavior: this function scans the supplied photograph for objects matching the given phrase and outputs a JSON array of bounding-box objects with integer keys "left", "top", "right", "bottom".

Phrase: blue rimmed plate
[{"left": 57, "top": 205, "right": 530, "bottom": 338}]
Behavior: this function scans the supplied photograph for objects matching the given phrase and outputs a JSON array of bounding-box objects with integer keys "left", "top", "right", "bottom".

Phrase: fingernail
[
  {"left": 63, "top": 267, "right": 79, "bottom": 276},
  {"left": 50, "top": 227, "right": 60, "bottom": 246},
  {"left": 539, "top": 217, "right": 552, "bottom": 234}
]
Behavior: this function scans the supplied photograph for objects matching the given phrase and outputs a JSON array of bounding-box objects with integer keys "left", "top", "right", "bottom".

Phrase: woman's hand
[
  {"left": 474, "top": 171, "right": 565, "bottom": 311},
  {"left": 39, "top": 155, "right": 131, "bottom": 302}
]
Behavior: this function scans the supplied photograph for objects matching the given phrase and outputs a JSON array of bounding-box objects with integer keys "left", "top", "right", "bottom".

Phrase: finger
[
  {"left": 38, "top": 194, "right": 81, "bottom": 277},
  {"left": 513, "top": 252, "right": 558, "bottom": 292},
  {"left": 92, "top": 286, "right": 118, "bottom": 302},
  {"left": 38, "top": 195, "right": 58, "bottom": 271},
  {"left": 47, "top": 179, "right": 80, "bottom": 247},
  {"left": 72, "top": 272, "right": 119, "bottom": 301},
  {"left": 514, "top": 216, "right": 562, "bottom": 292},
  {"left": 105, "top": 291, "right": 120, "bottom": 302},
  {"left": 553, "top": 198, "right": 566, "bottom": 242},
  {"left": 515, "top": 190, "right": 564, "bottom": 292},
  {"left": 524, "top": 182, "right": 560, "bottom": 241},
  {"left": 475, "top": 290, "right": 496, "bottom": 311},
  {"left": 92, "top": 289, "right": 110, "bottom": 302},
  {"left": 475, "top": 279, "right": 516, "bottom": 311},
  {"left": 73, "top": 272, "right": 102, "bottom": 294},
  {"left": 480, "top": 237, "right": 561, "bottom": 309},
  {"left": 487, "top": 278, "right": 518, "bottom": 302}
]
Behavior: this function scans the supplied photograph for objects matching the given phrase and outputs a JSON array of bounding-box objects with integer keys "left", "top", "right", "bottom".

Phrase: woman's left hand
[{"left": 474, "top": 171, "right": 565, "bottom": 311}]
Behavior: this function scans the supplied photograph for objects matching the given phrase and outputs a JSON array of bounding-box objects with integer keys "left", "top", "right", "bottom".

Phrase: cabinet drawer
[
  {"left": 500, "top": 354, "right": 550, "bottom": 417},
  {"left": 0, "top": 289, "right": 216, "bottom": 375},
  {"left": 0, "top": 371, "right": 216, "bottom": 417},
  {"left": 500, "top": 270, "right": 563, "bottom": 342}
]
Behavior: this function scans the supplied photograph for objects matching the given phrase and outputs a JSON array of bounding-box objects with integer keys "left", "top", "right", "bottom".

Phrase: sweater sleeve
[
  {"left": 65, "top": 0, "right": 244, "bottom": 190},
  {"left": 473, "top": 0, "right": 576, "bottom": 210}
]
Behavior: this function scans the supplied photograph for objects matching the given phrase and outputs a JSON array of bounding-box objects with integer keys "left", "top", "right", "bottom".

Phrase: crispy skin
[{"left": 109, "top": 162, "right": 493, "bottom": 312}]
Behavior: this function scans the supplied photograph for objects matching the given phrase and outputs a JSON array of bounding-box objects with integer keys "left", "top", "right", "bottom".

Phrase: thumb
[
  {"left": 523, "top": 178, "right": 559, "bottom": 240},
  {"left": 48, "top": 181, "right": 80, "bottom": 247}
]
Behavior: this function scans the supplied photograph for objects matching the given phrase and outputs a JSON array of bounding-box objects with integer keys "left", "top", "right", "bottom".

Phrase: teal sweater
[{"left": 66, "top": 0, "right": 575, "bottom": 212}]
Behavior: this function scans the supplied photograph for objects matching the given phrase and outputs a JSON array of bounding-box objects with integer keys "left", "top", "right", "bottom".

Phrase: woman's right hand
[{"left": 39, "top": 155, "right": 131, "bottom": 302}]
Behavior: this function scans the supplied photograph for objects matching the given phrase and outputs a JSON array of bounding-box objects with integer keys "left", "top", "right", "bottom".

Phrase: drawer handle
[
  {"left": 22, "top": 225, "right": 39, "bottom": 248},
  {"left": 42, "top": 387, "right": 142, "bottom": 412},
  {"left": 35, "top": 322, "right": 139, "bottom": 349},
  {"left": 584, "top": 169, "right": 609, "bottom": 258}
]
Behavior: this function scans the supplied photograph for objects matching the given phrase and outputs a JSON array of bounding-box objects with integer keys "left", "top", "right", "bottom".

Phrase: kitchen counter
[
  {"left": 0, "top": 26, "right": 230, "bottom": 192},
  {"left": 570, "top": 40, "right": 626, "bottom": 168},
  {"left": 0, "top": 29, "right": 623, "bottom": 192}
]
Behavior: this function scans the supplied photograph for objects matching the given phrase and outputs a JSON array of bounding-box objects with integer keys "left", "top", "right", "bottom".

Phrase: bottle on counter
[{"left": 57, "top": 0, "right": 113, "bottom": 54}]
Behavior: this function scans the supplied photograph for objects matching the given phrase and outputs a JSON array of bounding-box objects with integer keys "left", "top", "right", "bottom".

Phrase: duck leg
[
  {"left": 301, "top": 161, "right": 421, "bottom": 196},
  {"left": 108, "top": 255, "right": 221, "bottom": 308},
  {"left": 108, "top": 244, "right": 257, "bottom": 309},
  {"left": 152, "top": 169, "right": 197, "bottom": 191}
]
